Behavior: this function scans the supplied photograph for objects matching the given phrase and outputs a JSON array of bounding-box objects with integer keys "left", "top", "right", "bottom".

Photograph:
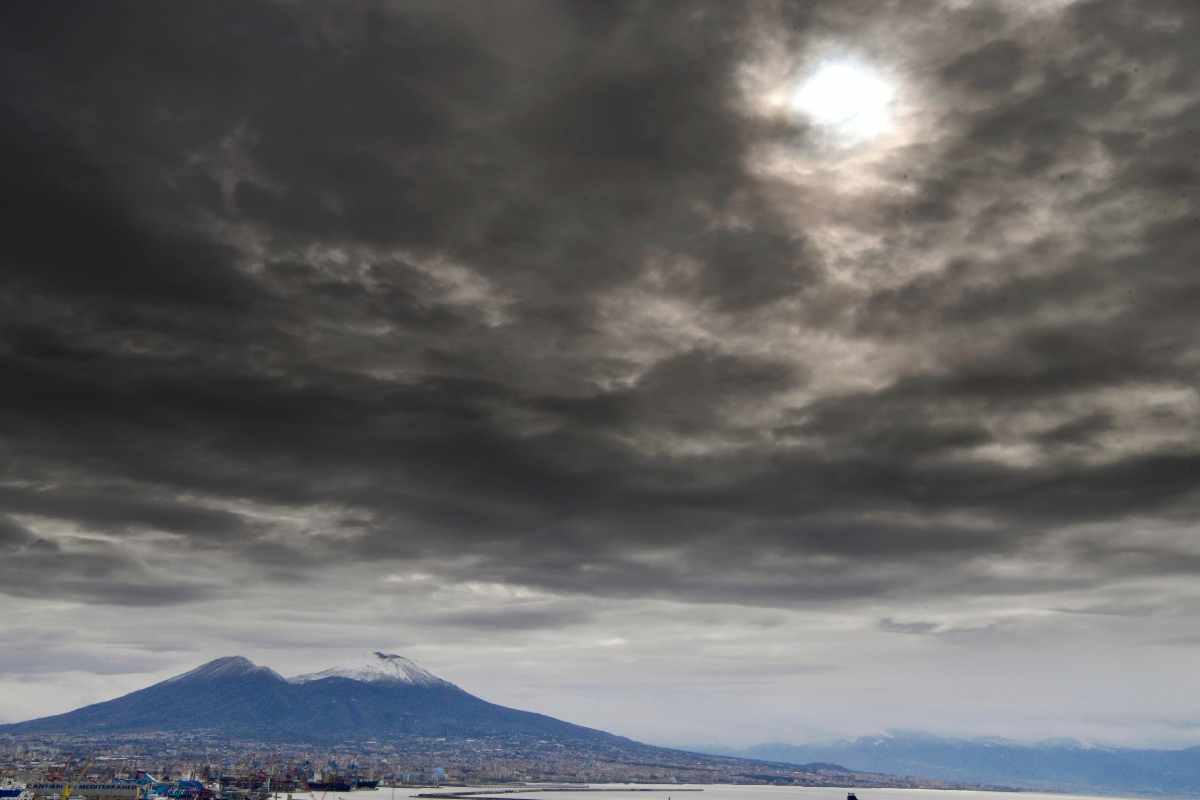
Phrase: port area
[{"left": 414, "top": 790, "right": 704, "bottom": 799}]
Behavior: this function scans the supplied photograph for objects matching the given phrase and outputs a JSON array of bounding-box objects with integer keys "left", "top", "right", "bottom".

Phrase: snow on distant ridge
[{"left": 288, "top": 652, "right": 451, "bottom": 687}]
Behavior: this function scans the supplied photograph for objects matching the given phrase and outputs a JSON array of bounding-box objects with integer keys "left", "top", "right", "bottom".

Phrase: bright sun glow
[{"left": 790, "top": 61, "right": 895, "bottom": 142}]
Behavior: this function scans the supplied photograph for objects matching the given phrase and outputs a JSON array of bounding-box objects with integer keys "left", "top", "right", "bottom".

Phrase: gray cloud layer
[{"left": 2, "top": 0, "right": 1199, "bottom": 744}]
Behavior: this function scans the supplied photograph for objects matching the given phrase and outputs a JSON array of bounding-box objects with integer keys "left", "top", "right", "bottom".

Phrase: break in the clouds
[{"left": 2, "top": 0, "right": 1199, "bottom": 748}]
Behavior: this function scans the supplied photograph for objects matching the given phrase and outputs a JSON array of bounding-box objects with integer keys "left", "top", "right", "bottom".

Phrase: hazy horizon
[{"left": 3, "top": 0, "right": 1199, "bottom": 755}]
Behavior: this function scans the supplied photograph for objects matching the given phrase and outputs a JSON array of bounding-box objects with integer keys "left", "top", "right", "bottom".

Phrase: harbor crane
[{"left": 60, "top": 759, "right": 94, "bottom": 800}]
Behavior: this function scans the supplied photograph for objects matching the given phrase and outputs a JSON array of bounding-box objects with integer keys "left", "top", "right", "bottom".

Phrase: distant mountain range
[{"left": 704, "top": 732, "right": 1200, "bottom": 796}]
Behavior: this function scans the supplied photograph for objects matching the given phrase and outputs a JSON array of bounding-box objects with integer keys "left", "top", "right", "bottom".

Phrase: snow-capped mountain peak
[{"left": 288, "top": 652, "right": 452, "bottom": 687}]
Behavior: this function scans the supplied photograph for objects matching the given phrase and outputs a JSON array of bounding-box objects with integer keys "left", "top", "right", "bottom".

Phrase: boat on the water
[
  {"left": 305, "top": 758, "right": 375, "bottom": 792},
  {"left": 306, "top": 781, "right": 353, "bottom": 793}
]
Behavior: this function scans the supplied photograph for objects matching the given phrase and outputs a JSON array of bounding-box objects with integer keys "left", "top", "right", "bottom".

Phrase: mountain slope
[
  {"left": 2, "top": 656, "right": 296, "bottom": 737},
  {"left": 712, "top": 733, "right": 1200, "bottom": 796}
]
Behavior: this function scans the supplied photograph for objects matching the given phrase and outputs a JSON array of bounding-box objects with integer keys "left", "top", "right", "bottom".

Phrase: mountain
[
  {"left": 0, "top": 652, "right": 623, "bottom": 745},
  {"left": 0, "top": 653, "right": 913, "bottom": 786},
  {"left": 707, "top": 732, "right": 1200, "bottom": 796}
]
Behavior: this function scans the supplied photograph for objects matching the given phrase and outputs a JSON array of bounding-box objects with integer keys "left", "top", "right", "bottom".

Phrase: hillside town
[{"left": 0, "top": 733, "right": 980, "bottom": 799}]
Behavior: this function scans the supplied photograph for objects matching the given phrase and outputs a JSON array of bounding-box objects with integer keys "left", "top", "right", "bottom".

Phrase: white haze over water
[{"left": 293, "top": 786, "right": 1143, "bottom": 800}]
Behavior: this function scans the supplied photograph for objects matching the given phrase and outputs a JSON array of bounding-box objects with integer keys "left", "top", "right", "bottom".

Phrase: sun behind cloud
[{"left": 789, "top": 60, "right": 896, "bottom": 141}]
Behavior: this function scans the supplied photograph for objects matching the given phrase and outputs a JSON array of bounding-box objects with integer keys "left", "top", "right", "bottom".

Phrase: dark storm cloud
[
  {"left": 0, "top": 525, "right": 217, "bottom": 606},
  {"left": 423, "top": 605, "right": 595, "bottom": 632},
  {"left": 942, "top": 39, "right": 1026, "bottom": 93},
  {"left": 0, "top": 515, "right": 39, "bottom": 550},
  {"left": 0, "top": 486, "right": 253, "bottom": 541},
  {"left": 1, "top": 0, "right": 1198, "bottom": 615}
]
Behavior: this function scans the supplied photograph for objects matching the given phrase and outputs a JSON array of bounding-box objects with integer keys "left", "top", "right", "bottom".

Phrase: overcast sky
[{"left": 3, "top": 0, "right": 1200, "bottom": 749}]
